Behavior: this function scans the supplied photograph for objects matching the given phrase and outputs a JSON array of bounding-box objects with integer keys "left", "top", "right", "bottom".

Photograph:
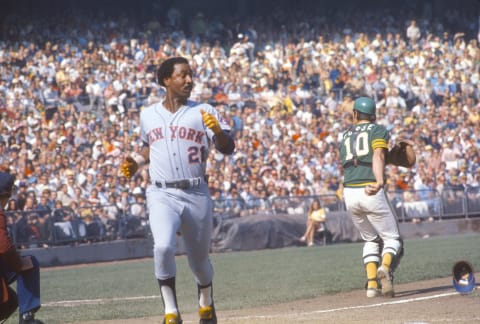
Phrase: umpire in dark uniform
[{"left": 0, "top": 171, "right": 43, "bottom": 324}]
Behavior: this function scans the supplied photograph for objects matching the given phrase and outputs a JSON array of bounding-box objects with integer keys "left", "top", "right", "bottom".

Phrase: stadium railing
[
  {"left": 6, "top": 203, "right": 150, "bottom": 249},
  {"left": 212, "top": 187, "right": 480, "bottom": 223},
  {"left": 6, "top": 186, "right": 479, "bottom": 248}
]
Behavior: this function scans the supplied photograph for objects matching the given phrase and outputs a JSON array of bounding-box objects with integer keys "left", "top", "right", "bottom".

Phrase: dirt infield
[{"left": 78, "top": 274, "right": 479, "bottom": 324}]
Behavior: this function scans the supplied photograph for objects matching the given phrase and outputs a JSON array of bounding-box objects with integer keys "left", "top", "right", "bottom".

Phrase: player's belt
[
  {"left": 155, "top": 177, "right": 204, "bottom": 189},
  {"left": 342, "top": 160, "right": 372, "bottom": 169}
]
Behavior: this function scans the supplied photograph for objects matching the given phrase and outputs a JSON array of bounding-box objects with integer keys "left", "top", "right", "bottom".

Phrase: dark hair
[
  {"left": 355, "top": 110, "right": 376, "bottom": 122},
  {"left": 156, "top": 57, "right": 189, "bottom": 87}
]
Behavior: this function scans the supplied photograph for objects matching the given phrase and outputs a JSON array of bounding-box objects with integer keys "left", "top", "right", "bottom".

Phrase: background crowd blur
[{"left": 1, "top": 0, "right": 479, "bottom": 247}]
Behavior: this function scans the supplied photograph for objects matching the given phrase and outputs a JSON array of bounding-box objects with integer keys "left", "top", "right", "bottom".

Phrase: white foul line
[
  {"left": 302, "top": 292, "right": 458, "bottom": 315},
  {"left": 43, "top": 295, "right": 160, "bottom": 307},
  {"left": 42, "top": 291, "right": 459, "bottom": 322},
  {"left": 221, "top": 291, "right": 460, "bottom": 321}
]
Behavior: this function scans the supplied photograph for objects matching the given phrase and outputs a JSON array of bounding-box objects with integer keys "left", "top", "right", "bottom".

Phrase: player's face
[{"left": 165, "top": 63, "right": 193, "bottom": 100}]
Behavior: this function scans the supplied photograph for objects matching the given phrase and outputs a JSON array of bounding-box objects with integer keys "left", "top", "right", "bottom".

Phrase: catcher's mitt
[
  {"left": 386, "top": 139, "right": 416, "bottom": 168},
  {"left": 120, "top": 156, "right": 138, "bottom": 178}
]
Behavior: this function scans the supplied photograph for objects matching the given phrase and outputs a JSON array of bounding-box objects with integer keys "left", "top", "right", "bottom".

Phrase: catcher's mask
[{"left": 452, "top": 261, "right": 476, "bottom": 294}]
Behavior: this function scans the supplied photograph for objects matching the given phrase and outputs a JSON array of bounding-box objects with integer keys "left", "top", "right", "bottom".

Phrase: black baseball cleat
[
  {"left": 198, "top": 303, "right": 217, "bottom": 324},
  {"left": 19, "top": 311, "right": 45, "bottom": 324}
]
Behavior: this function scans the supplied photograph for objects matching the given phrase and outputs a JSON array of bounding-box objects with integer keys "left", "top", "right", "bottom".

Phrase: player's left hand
[
  {"left": 201, "top": 109, "right": 222, "bottom": 135},
  {"left": 365, "top": 183, "right": 383, "bottom": 196}
]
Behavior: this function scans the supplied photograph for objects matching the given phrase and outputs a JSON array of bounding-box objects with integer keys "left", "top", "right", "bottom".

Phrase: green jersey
[{"left": 340, "top": 122, "right": 389, "bottom": 187}]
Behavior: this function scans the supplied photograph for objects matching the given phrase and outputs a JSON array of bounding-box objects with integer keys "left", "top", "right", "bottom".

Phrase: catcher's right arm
[{"left": 386, "top": 139, "right": 416, "bottom": 168}]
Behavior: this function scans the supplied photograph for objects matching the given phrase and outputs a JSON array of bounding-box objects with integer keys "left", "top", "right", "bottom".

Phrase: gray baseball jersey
[{"left": 140, "top": 100, "right": 230, "bottom": 181}]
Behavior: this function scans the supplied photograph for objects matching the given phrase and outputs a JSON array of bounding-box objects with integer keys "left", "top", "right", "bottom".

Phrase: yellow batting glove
[{"left": 201, "top": 109, "right": 222, "bottom": 135}]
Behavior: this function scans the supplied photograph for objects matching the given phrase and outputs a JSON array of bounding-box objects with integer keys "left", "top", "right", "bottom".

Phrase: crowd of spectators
[{"left": 1, "top": 2, "right": 479, "bottom": 246}]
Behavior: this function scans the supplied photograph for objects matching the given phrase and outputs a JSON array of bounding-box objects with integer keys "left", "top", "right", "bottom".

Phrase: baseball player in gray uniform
[{"left": 121, "top": 57, "right": 235, "bottom": 324}]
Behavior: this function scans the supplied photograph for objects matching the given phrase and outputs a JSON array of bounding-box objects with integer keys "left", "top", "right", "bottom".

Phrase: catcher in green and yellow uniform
[{"left": 340, "top": 97, "right": 407, "bottom": 298}]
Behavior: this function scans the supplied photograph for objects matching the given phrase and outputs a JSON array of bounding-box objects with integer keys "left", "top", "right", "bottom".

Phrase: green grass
[{"left": 5, "top": 234, "right": 480, "bottom": 323}]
